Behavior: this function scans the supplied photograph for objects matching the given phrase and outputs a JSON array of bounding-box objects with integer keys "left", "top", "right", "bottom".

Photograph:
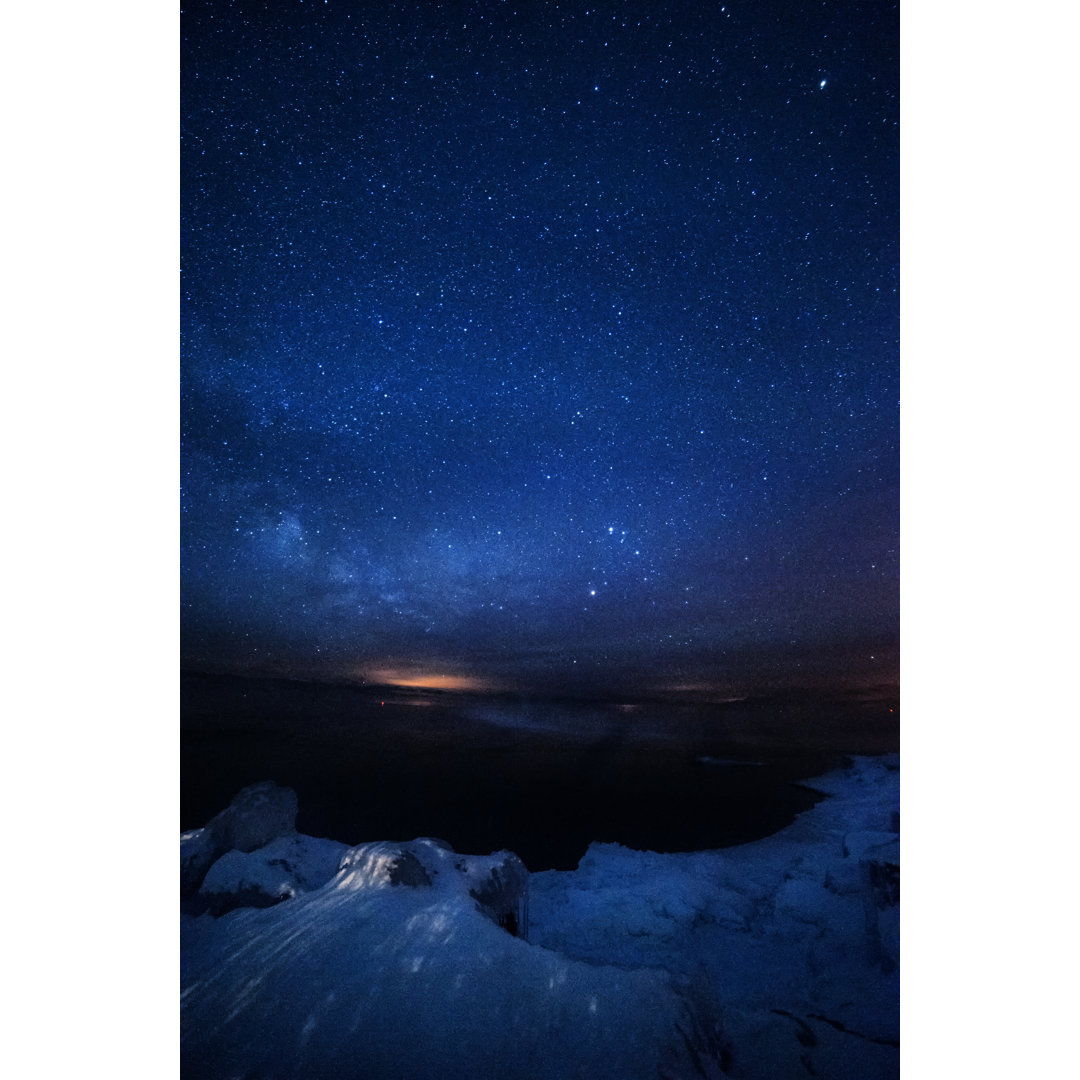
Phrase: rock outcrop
[
  {"left": 181, "top": 781, "right": 301, "bottom": 903},
  {"left": 196, "top": 833, "right": 349, "bottom": 917},
  {"left": 182, "top": 758, "right": 899, "bottom": 1080},
  {"left": 464, "top": 851, "right": 529, "bottom": 937},
  {"left": 181, "top": 785, "right": 531, "bottom": 936}
]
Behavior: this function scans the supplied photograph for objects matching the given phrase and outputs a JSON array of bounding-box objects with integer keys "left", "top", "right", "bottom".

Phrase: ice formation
[{"left": 181, "top": 755, "right": 899, "bottom": 1078}]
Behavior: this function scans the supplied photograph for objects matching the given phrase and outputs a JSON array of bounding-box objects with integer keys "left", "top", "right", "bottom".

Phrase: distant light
[
  {"left": 365, "top": 667, "right": 496, "bottom": 692},
  {"left": 819, "top": 79, "right": 827, "bottom": 89}
]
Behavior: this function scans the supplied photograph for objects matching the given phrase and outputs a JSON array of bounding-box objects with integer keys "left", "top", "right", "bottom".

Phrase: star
[{"left": 181, "top": 0, "right": 898, "bottom": 696}]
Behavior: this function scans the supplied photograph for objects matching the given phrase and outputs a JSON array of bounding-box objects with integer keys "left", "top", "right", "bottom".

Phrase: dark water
[{"left": 181, "top": 672, "right": 898, "bottom": 871}]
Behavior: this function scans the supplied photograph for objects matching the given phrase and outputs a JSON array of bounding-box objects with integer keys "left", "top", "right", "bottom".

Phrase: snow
[
  {"left": 196, "top": 833, "right": 349, "bottom": 916},
  {"left": 183, "top": 839, "right": 706, "bottom": 1079},
  {"left": 181, "top": 754, "right": 899, "bottom": 1078},
  {"left": 523, "top": 757, "right": 899, "bottom": 1077}
]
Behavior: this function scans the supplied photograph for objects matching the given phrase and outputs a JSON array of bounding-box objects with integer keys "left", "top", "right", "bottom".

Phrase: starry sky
[{"left": 181, "top": 0, "right": 898, "bottom": 698}]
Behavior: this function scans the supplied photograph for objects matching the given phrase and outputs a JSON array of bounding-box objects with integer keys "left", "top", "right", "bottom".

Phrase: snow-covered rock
[
  {"left": 459, "top": 848, "right": 529, "bottom": 936},
  {"left": 181, "top": 755, "right": 899, "bottom": 1079},
  {"left": 528, "top": 754, "right": 900, "bottom": 1079},
  {"left": 182, "top": 833, "right": 713, "bottom": 1079},
  {"left": 197, "top": 833, "right": 349, "bottom": 917},
  {"left": 335, "top": 839, "right": 435, "bottom": 889},
  {"left": 206, "top": 780, "right": 299, "bottom": 854},
  {"left": 180, "top": 826, "right": 218, "bottom": 899},
  {"left": 181, "top": 781, "right": 300, "bottom": 899}
]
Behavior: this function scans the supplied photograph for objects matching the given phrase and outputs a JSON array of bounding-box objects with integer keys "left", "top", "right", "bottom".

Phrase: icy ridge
[
  {"left": 528, "top": 754, "right": 899, "bottom": 1078},
  {"left": 181, "top": 754, "right": 898, "bottom": 1079}
]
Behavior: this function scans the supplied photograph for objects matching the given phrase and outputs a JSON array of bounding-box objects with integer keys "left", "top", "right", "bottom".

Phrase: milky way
[{"left": 181, "top": 0, "right": 898, "bottom": 696}]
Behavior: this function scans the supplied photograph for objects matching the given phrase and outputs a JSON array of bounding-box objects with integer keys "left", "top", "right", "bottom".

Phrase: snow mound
[
  {"left": 528, "top": 754, "right": 899, "bottom": 1078},
  {"left": 197, "top": 833, "right": 349, "bottom": 917},
  {"left": 181, "top": 781, "right": 300, "bottom": 900},
  {"left": 182, "top": 834, "right": 712, "bottom": 1079},
  {"left": 330, "top": 839, "right": 529, "bottom": 935},
  {"left": 181, "top": 755, "right": 899, "bottom": 1079}
]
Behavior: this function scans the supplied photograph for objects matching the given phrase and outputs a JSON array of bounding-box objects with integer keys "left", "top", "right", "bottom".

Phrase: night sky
[{"left": 181, "top": 0, "right": 898, "bottom": 698}]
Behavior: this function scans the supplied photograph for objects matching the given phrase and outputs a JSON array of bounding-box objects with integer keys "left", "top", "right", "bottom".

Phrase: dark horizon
[
  {"left": 180, "top": 635, "right": 898, "bottom": 704},
  {"left": 181, "top": 667, "right": 898, "bottom": 870},
  {"left": 181, "top": 660, "right": 899, "bottom": 705}
]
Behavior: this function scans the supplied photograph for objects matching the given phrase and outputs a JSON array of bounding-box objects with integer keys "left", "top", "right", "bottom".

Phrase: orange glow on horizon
[{"left": 364, "top": 667, "right": 498, "bottom": 693}]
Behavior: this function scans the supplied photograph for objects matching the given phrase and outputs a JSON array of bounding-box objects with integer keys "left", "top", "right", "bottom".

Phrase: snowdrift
[{"left": 181, "top": 757, "right": 899, "bottom": 1078}]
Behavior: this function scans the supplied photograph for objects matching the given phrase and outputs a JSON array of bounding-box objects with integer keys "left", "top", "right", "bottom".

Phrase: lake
[{"left": 181, "top": 671, "right": 898, "bottom": 871}]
